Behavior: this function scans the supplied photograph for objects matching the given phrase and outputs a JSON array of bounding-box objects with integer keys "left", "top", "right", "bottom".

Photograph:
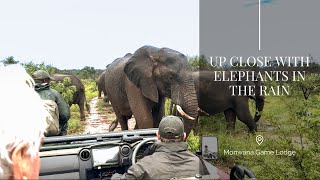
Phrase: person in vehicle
[
  {"left": 203, "top": 145, "right": 217, "bottom": 159},
  {"left": 0, "top": 64, "right": 48, "bottom": 179},
  {"left": 112, "top": 115, "right": 205, "bottom": 179},
  {"left": 32, "top": 70, "right": 70, "bottom": 136}
]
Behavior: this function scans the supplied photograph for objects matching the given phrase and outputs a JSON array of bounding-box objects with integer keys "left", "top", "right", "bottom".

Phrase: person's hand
[
  {"left": 111, "top": 173, "right": 122, "bottom": 180},
  {"left": 143, "top": 141, "right": 159, "bottom": 156}
]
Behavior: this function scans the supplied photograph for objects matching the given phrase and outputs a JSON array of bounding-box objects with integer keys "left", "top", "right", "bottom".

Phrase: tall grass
[{"left": 187, "top": 94, "right": 320, "bottom": 179}]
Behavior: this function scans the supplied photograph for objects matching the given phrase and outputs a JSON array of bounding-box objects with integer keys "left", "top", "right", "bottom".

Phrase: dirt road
[{"left": 84, "top": 97, "right": 135, "bottom": 134}]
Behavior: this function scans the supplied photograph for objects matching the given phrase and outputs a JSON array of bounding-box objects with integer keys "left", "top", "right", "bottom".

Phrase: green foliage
[
  {"left": 187, "top": 132, "right": 200, "bottom": 153},
  {"left": 188, "top": 55, "right": 217, "bottom": 71},
  {"left": 22, "top": 61, "right": 58, "bottom": 75},
  {"left": 97, "top": 98, "right": 105, "bottom": 112},
  {"left": 67, "top": 106, "right": 86, "bottom": 134},
  {"left": 50, "top": 77, "right": 77, "bottom": 104},
  {"left": 82, "top": 78, "right": 97, "bottom": 102},
  {"left": 165, "top": 98, "right": 172, "bottom": 115},
  {"left": 1, "top": 56, "right": 19, "bottom": 65},
  {"left": 284, "top": 96, "right": 320, "bottom": 179},
  {"left": 291, "top": 73, "right": 320, "bottom": 99},
  {"left": 78, "top": 66, "right": 96, "bottom": 79},
  {"left": 192, "top": 75, "right": 320, "bottom": 179}
]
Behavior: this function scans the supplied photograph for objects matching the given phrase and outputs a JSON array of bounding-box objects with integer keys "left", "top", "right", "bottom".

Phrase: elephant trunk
[
  {"left": 254, "top": 81, "right": 265, "bottom": 122},
  {"left": 171, "top": 76, "right": 198, "bottom": 120},
  {"left": 254, "top": 96, "right": 265, "bottom": 122}
]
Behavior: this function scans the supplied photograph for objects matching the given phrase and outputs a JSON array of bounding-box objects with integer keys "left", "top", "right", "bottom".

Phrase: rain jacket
[
  {"left": 114, "top": 141, "right": 205, "bottom": 179},
  {"left": 35, "top": 83, "right": 70, "bottom": 134}
]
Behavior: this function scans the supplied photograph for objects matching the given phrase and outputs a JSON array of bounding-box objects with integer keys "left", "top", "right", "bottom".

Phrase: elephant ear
[{"left": 124, "top": 51, "right": 159, "bottom": 103}]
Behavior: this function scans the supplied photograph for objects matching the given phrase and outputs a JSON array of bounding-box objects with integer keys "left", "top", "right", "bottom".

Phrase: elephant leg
[
  {"left": 85, "top": 101, "right": 90, "bottom": 114},
  {"left": 109, "top": 115, "right": 129, "bottom": 131},
  {"left": 98, "top": 90, "right": 102, "bottom": 99},
  {"left": 235, "top": 105, "right": 257, "bottom": 132},
  {"left": 118, "top": 116, "right": 129, "bottom": 130},
  {"left": 103, "top": 90, "right": 107, "bottom": 97},
  {"left": 78, "top": 97, "right": 86, "bottom": 121},
  {"left": 129, "top": 103, "right": 153, "bottom": 129},
  {"left": 224, "top": 109, "right": 236, "bottom": 131},
  {"left": 152, "top": 97, "right": 165, "bottom": 128},
  {"left": 79, "top": 103, "right": 86, "bottom": 120},
  {"left": 127, "top": 88, "right": 153, "bottom": 129}
]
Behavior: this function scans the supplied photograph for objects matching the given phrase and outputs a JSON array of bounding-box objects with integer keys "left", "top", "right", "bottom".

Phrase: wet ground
[{"left": 83, "top": 97, "right": 135, "bottom": 134}]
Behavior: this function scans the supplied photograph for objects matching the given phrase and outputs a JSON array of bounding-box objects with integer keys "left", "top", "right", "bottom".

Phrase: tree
[
  {"left": 22, "top": 61, "right": 58, "bottom": 75},
  {"left": 78, "top": 66, "right": 96, "bottom": 79},
  {"left": 1, "top": 56, "right": 19, "bottom": 65},
  {"left": 188, "top": 55, "right": 217, "bottom": 71}
]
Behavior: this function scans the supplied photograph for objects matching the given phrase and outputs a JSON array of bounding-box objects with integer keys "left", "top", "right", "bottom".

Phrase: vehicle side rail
[{"left": 42, "top": 128, "right": 158, "bottom": 145}]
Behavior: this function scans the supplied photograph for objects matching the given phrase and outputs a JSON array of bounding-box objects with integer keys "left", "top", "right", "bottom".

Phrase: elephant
[
  {"left": 52, "top": 73, "right": 90, "bottom": 120},
  {"left": 105, "top": 45, "right": 198, "bottom": 133},
  {"left": 96, "top": 70, "right": 107, "bottom": 99},
  {"left": 174, "top": 70, "right": 265, "bottom": 133}
]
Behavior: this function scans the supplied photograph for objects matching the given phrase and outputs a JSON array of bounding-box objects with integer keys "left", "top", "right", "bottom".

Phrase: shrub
[{"left": 50, "top": 77, "right": 77, "bottom": 104}]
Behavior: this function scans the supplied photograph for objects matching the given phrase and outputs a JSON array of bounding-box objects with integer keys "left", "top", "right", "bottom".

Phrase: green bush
[
  {"left": 191, "top": 78, "right": 320, "bottom": 179},
  {"left": 82, "top": 78, "right": 97, "bottom": 102},
  {"left": 67, "top": 106, "right": 86, "bottom": 134},
  {"left": 50, "top": 77, "right": 77, "bottom": 104}
]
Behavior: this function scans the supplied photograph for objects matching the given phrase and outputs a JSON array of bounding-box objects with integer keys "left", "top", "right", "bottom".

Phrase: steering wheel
[
  {"left": 230, "top": 165, "right": 257, "bottom": 180},
  {"left": 131, "top": 137, "right": 158, "bottom": 165}
]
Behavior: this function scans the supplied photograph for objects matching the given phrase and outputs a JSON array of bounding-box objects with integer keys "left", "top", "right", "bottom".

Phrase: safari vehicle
[{"left": 39, "top": 128, "right": 257, "bottom": 180}]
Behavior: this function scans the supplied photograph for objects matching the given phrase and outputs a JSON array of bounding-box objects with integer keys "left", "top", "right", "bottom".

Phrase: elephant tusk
[
  {"left": 176, "top": 105, "right": 195, "bottom": 120},
  {"left": 198, "top": 107, "right": 209, "bottom": 116}
]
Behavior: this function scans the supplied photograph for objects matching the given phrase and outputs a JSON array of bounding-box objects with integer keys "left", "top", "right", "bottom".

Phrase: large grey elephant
[
  {"left": 105, "top": 46, "right": 198, "bottom": 132},
  {"left": 96, "top": 70, "right": 107, "bottom": 99},
  {"left": 52, "top": 73, "right": 90, "bottom": 120},
  {"left": 181, "top": 70, "right": 265, "bottom": 133}
]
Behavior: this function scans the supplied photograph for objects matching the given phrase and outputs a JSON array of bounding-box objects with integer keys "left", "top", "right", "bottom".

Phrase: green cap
[
  {"left": 159, "top": 115, "right": 184, "bottom": 139},
  {"left": 32, "top": 70, "right": 55, "bottom": 80}
]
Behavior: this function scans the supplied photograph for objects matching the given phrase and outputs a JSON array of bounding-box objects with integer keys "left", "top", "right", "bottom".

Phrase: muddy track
[{"left": 83, "top": 97, "right": 135, "bottom": 134}]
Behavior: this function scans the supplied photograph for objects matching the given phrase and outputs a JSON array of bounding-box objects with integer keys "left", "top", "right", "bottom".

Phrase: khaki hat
[
  {"left": 32, "top": 70, "right": 55, "bottom": 80},
  {"left": 159, "top": 115, "right": 184, "bottom": 139}
]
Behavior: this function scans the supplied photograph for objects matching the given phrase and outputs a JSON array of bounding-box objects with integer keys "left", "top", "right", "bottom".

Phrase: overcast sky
[
  {"left": 200, "top": 0, "right": 320, "bottom": 64},
  {"left": 1, "top": 1, "right": 319, "bottom": 70},
  {"left": 0, "top": 0, "right": 199, "bottom": 69}
]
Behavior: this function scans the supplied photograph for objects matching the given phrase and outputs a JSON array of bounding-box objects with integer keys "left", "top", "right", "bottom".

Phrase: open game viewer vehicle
[{"left": 39, "top": 128, "right": 256, "bottom": 180}]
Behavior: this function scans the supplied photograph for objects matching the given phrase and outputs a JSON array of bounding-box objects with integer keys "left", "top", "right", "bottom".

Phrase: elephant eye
[{"left": 168, "top": 74, "right": 177, "bottom": 82}]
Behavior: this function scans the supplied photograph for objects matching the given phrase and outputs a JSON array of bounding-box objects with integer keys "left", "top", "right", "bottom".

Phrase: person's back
[
  {"left": 126, "top": 141, "right": 204, "bottom": 179},
  {"left": 32, "top": 70, "right": 70, "bottom": 136},
  {"left": 112, "top": 115, "right": 204, "bottom": 179},
  {"left": 35, "top": 82, "right": 61, "bottom": 101}
]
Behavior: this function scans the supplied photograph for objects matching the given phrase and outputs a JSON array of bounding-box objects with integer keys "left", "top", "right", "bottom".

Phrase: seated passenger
[
  {"left": 112, "top": 115, "right": 204, "bottom": 179},
  {"left": 32, "top": 70, "right": 70, "bottom": 136},
  {"left": 0, "top": 64, "right": 48, "bottom": 179}
]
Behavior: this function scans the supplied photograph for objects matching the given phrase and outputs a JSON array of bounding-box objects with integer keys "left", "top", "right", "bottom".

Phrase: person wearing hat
[
  {"left": 32, "top": 70, "right": 70, "bottom": 136},
  {"left": 112, "top": 115, "right": 204, "bottom": 179}
]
